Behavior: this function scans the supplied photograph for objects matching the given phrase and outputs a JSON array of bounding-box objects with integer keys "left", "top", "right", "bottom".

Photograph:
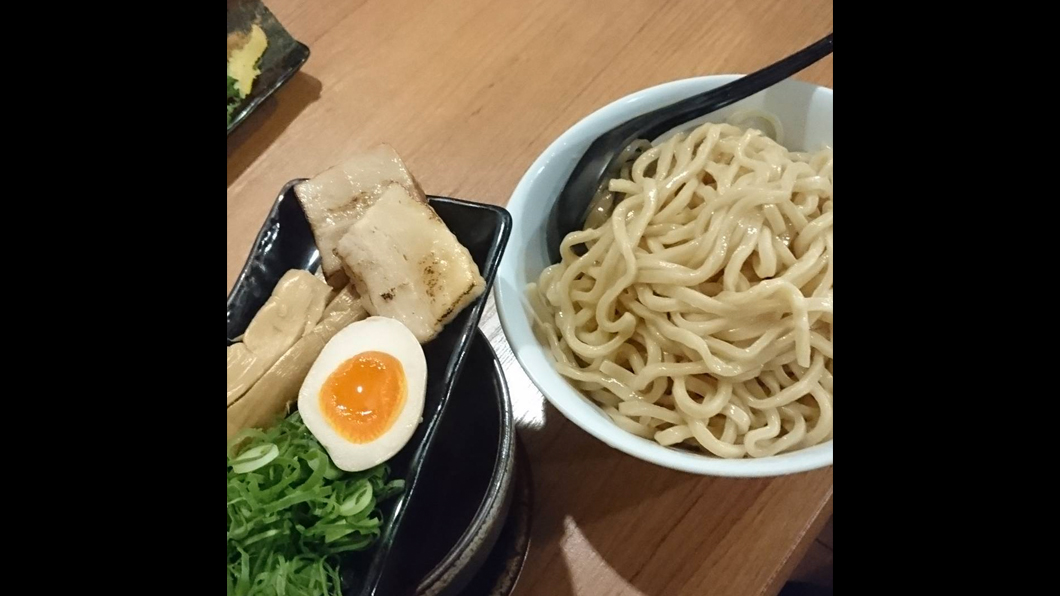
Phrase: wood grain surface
[{"left": 227, "top": 1, "right": 834, "bottom": 594}]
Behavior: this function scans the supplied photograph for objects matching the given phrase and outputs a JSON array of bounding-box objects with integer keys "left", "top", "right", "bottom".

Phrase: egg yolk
[{"left": 319, "top": 351, "right": 407, "bottom": 444}]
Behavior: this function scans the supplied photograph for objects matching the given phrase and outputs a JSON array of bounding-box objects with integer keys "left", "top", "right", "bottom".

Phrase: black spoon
[{"left": 545, "top": 32, "right": 833, "bottom": 263}]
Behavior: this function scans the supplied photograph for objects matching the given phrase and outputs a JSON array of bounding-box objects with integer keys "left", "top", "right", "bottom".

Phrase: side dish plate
[
  {"left": 227, "top": 0, "right": 311, "bottom": 135},
  {"left": 227, "top": 181, "right": 512, "bottom": 595}
]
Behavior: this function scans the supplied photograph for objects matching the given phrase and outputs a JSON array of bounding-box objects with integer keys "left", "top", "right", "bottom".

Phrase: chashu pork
[
  {"left": 293, "top": 144, "right": 423, "bottom": 288},
  {"left": 336, "top": 183, "right": 485, "bottom": 343}
]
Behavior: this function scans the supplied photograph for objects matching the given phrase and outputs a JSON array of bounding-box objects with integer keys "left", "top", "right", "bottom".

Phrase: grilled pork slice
[
  {"left": 336, "top": 184, "right": 485, "bottom": 343},
  {"left": 293, "top": 144, "right": 421, "bottom": 288},
  {"left": 226, "top": 269, "right": 331, "bottom": 407}
]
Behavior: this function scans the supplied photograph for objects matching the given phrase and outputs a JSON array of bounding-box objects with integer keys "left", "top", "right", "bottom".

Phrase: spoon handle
[
  {"left": 635, "top": 33, "right": 833, "bottom": 140},
  {"left": 545, "top": 33, "right": 833, "bottom": 263}
]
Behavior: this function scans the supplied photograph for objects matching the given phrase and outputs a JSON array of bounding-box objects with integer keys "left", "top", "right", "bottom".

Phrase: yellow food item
[
  {"left": 297, "top": 316, "right": 427, "bottom": 471},
  {"left": 227, "top": 287, "right": 367, "bottom": 439},
  {"left": 226, "top": 269, "right": 332, "bottom": 407},
  {"left": 319, "top": 350, "right": 407, "bottom": 444},
  {"left": 228, "top": 24, "right": 268, "bottom": 96}
]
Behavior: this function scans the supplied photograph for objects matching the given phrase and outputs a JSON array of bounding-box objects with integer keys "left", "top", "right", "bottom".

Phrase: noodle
[{"left": 529, "top": 120, "right": 833, "bottom": 458}]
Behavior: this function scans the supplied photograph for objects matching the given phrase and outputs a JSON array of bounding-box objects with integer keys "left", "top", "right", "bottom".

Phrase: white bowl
[{"left": 495, "top": 75, "right": 833, "bottom": 477}]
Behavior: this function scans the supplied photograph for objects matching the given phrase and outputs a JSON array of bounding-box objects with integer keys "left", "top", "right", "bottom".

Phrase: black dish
[
  {"left": 400, "top": 332, "right": 530, "bottom": 596},
  {"left": 227, "top": 181, "right": 512, "bottom": 596},
  {"left": 447, "top": 437, "right": 533, "bottom": 596},
  {"left": 227, "top": 0, "right": 310, "bottom": 135}
]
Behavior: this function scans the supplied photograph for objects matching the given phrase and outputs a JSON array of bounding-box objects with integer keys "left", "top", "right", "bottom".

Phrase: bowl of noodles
[{"left": 495, "top": 75, "right": 832, "bottom": 476}]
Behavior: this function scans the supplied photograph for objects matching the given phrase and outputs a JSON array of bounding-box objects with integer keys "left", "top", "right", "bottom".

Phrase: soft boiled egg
[{"left": 298, "top": 316, "right": 426, "bottom": 471}]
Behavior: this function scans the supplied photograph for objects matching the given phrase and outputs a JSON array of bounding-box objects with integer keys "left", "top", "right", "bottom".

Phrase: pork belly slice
[
  {"left": 293, "top": 144, "right": 421, "bottom": 288},
  {"left": 336, "top": 184, "right": 485, "bottom": 343}
]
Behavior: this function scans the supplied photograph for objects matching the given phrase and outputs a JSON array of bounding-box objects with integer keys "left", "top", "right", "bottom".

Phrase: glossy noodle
[{"left": 528, "top": 119, "right": 833, "bottom": 458}]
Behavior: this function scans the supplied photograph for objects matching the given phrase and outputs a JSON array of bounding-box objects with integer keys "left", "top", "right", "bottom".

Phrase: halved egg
[{"left": 298, "top": 316, "right": 427, "bottom": 471}]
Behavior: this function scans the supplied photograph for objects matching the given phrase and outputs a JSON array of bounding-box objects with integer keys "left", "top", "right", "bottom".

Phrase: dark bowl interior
[
  {"left": 226, "top": 181, "right": 511, "bottom": 596},
  {"left": 380, "top": 329, "right": 514, "bottom": 596},
  {"left": 227, "top": 0, "right": 310, "bottom": 134}
]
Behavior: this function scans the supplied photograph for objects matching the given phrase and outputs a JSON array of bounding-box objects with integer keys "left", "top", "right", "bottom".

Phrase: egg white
[{"left": 298, "top": 316, "right": 427, "bottom": 471}]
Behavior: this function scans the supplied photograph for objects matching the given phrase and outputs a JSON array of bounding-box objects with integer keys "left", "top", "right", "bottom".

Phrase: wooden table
[{"left": 227, "top": 1, "right": 834, "bottom": 594}]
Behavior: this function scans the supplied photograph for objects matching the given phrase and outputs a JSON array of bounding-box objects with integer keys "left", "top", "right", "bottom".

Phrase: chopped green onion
[
  {"left": 339, "top": 482, "right": 373, "bottom": 517},
  {"left": 227, "top": 413, "right": 403, "bottom": 595},
  {"left": 231, "top": 444, "right": 279, "bottom": 473}
]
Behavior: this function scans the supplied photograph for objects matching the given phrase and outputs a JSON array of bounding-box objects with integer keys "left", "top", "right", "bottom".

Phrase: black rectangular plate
[
  {"left": 227, "top": 0, "right": 310, "bottom": 135},
  {"left": 226, "top": 180, "right": 511, "bottom": 596}
]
